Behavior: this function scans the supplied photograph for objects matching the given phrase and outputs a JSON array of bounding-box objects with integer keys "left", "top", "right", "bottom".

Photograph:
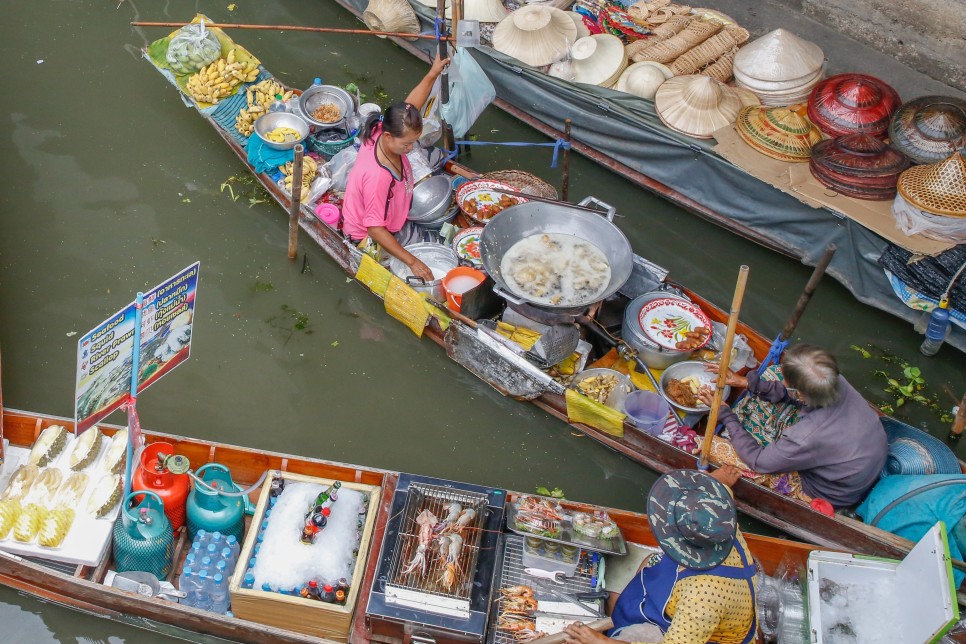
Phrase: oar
[
  {"left": 756, "top": 243, "right": 836, "bottom": 375},
  {"left": 699, "top": 265, "right": 750, "bottom": 470},
  {"left": 130, "top": 21, "right": 456, "bottom": 41}
]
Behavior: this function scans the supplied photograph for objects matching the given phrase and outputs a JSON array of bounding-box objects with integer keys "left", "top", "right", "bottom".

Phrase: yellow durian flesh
[{"left": 13, "top": 503, "right": 47, "bottom": 542}]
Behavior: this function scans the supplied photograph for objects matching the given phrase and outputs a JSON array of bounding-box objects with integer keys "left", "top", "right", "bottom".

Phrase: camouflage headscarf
[{"left": 647, "top": 469, "right": 737, "bottom": 570}]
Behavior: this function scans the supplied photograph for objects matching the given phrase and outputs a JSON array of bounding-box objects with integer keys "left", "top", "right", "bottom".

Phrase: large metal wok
[{"left": 479, "top": 197, "right": 633, "bottom": 314}]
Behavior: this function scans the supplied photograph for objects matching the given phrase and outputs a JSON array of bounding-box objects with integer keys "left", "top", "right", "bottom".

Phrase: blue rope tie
[
  {"left": 434, "top": 17, "right": 445, "bottom": 41},
  {"left": 450, "top": 138, "right": 572, "bottom": 167}
]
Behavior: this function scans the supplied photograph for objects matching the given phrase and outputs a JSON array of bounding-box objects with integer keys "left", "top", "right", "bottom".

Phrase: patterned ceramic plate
[
  {"left": 455, "top": 179, "right": 527, "bottom": 224},
  {"left": 452, "top": 227, "right": 484, "bottom": 267},
  {"left": 638, "top": 298, "right": 713, "bottom": 350}
]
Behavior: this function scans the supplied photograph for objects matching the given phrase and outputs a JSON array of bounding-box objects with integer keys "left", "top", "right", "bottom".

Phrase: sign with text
[{"left": 74, "top": 263, "right": 200, "bottom": 432}]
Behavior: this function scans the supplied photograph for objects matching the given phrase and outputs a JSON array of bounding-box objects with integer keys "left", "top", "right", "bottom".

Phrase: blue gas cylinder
[
  {"left": 186, "top": 463, "right": 245, "bottom": 541},
  {"left": 112, "top": 490, "right": 174, "bottom": 579}
]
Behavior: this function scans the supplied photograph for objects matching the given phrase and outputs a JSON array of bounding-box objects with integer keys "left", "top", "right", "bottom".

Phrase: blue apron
[{"left": 610, "top": 541, "right": 758, "bottom": 644}]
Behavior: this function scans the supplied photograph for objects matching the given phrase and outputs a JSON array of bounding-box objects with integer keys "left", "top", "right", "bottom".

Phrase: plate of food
[
  {"left": 638, "top": 298, "right": 712, "bottom": 351},
  {"left": 456, "top": 179, "right": 527, "bottom": 224},
  {"left": 659, "top": 360, "right": 730, "bottom": 414},
  {"left": 452, "top": 227, "right": 484, "bottom": 267}
]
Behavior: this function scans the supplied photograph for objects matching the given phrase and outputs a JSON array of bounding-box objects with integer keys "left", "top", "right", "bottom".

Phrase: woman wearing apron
[{"left": 564, "top": 466, "right": 758, "bottom": 644}]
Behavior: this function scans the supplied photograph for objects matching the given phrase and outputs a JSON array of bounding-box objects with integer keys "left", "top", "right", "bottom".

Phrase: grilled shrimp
[{"left": 452, "top": 508, "right": 476, "bottom": 535}]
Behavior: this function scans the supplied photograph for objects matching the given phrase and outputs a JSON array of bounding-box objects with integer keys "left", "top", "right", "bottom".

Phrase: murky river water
[{"left": 0, "top": 0, "right": 962, "bottom": 640}]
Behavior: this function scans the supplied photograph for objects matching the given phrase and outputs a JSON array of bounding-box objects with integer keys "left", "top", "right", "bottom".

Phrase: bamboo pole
[
  {"left": 562, "top": 118, "right": 572, "bottom": 202},
  {"left": 287, "top": 145, "right": 304, "bottom": 260},
  {"left": 699, "top": 265, "right": 750, "bottom": 469},
  {"left": 130, "top": 21, "right": 455, "bottom": 41}
]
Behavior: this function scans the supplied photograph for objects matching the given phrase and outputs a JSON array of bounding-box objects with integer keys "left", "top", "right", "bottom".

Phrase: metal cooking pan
[{"left": 479, "top": 197, "right": 633, "bottom": 310}]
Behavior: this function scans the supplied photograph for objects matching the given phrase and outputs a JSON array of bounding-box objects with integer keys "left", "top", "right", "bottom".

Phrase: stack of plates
[
  {"left": 807, "top": 73, "right": 900, "bottom": 138},
  {"left": 888, "top": 96, "right": 966, "bottom": 165},
  {"left": 735, "top": 105, "right": 822, "bottom": 162},
  {"left": 809, "top": 133, "right": 911, "bottom": 200},
  {"left": 732, "top": 29, "right": 825, "bottom": 107}
]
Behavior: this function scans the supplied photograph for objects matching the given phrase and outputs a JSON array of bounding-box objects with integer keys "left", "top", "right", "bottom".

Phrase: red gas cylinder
[{"left": 131, "top": 442, "right": 191, "bottom": 530}]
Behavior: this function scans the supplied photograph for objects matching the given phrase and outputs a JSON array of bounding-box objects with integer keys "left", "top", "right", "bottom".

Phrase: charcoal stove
[{"left": 367, "top": 473, "right": 506, "bottom": 644}]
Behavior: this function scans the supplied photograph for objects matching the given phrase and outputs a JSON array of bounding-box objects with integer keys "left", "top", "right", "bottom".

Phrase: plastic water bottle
[
  {"left": 215, "top": 559, "right": 228, "bottom": 577},
  {"left": 185, "top": 552, "right": 197, "bottom": 567},
  {"left": 211, "top": 573, "right": 229, "bottom": 614},
  {"left": 221, "top": 546, "right": 237, "bottom": 574},
  {"left": 248, "top": 557, "right": 257, "bottom": 572},
  {"left": 207, "top": 543, "right": 218, "bottom": 559},
  {"left": 180, "top": 566, "right": 198, "bottom": 608},
  {"left": 196, "top": 570, "right": 213, "bottom": 611},
  {"left": 269, "top": 94, "right": 286, "bottom": 113},
  {"left": 242, "top": 572, "right": 255, "bottom": 589},
  {"left": 190, "top": 541, "right": 202, "bottom": 559},
  {"left": 226, "top": 535, "right": 241, "bottom": 561},
  {"left": 211, "top": 531, "right": 224, "bottom": 547},
  {"left": 196, "top": 529, "right": 210, "bottom": 548},
  {"left": 312, "top": 77, "right": 323, "bottom": 88},
  {"left": 920, "top": 303, "right": 951, "bottom": 356},
  {"left": 201, "top": 555, "right": 213, "bottom": 574}
]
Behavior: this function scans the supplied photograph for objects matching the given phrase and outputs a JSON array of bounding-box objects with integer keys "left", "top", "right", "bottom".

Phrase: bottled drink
[
  {"left": 207, "top": 543, "right": 218, "bottom": 560},
  {"left": 269, "top": 477, "right": 283, "bottom": 498},
  {"left": 211, "top": 531, "right": 224, "bottom": 547},
  {"left": 307, "top": 482, "right": 341, "bottom": 518},
  {"left": 308, "top": 580, "right": 321, "bottom": 601},
  {"left": 311, "top": 511, "right": 328, "bottom": 530},
  {"left": 300, "top": 524, "right": 317, "bottom": 545},
  {"left": 254, "top": 544, "right": 261, "bottom": 556},
  {"left": 261, "top": 582, "right": 274, "bottom": 593},
  {"left": 321, "top": 584, "right": 336, "bottom": 603},
  {"left": 196, "top": 529, "right": 209, "bottom": 548},
  {"left": 312, "top": 78, "right": 323, "bottom": 88},
  {"left": 335, "top": 589, "right": 346, "bottom": 605},
  {"left": 920, "top": 304, "right": 951, "bottom": 356},
  {"left": 215, "top": 559, "right": 228, "bottom": 577},
  {"left": 221, "top": 546, "right": 237, "bottom": 574},
  {"left": 248, "top": 557, "right": 257, "bottom": 572},
  {"left": 269, "top": 94, "right": 286, "bottom": 113},
  {"left": 190, "top": 541, "right": 202, "bottom": 558},
  {"left": 211, "top": 573, "right": 229, "bottom": 614},
  {"left": 180, "top": 566, "right": 198, "bottom": 608},
  {"left": 196, "top": 569, "right": 213, "bottom": 611},
  {"left": 242, "top": 572, "right": 255, "bottom": 589},
  {"left": 185, "top": 552, "right": 197, "bottom": 567}
]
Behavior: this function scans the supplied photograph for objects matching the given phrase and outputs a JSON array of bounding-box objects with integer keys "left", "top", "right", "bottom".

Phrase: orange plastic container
[{"left": 441, "top": 267, "right": 486, "bottom": 313}]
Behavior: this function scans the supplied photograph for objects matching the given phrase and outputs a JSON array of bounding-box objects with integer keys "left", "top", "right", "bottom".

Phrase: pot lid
[
  {"left": 492, "top": 5, "right": 577, "bottom": 67},
  {"left": 888, "top": 96, "right": 966, "bottom": 165},
  {"left": 615, "top": 61, "right": 673, "bottom": 100},
  {"left": 733, "top": 28, "right": 824, "bottom": 83},
  {"left": 735, "top": 105, "right": 822, "bottom": 162},
  {"left": 571, "top": 34, "right": 628, "bottom": 87},
  {"left": 807, "top": 73, "right": 900, "bottom": 138},
  {"left": 896, "top": 152, "right": 966, "bottom": 217},
  {"left": 811, "top": 134, "right": 911, "bottom": 177},
  {"left": 655, "top": 75, "right": 743, "bottom": 139}
]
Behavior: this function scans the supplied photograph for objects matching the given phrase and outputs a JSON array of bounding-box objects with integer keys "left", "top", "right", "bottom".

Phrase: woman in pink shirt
[{"left": 342, "top": 55, "right": 449, "bottom": 282}]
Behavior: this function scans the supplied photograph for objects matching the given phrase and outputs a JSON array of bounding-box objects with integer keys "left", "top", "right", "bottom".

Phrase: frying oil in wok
[{"left": 501, "top": 233, "right": 611, "bottom": 307}]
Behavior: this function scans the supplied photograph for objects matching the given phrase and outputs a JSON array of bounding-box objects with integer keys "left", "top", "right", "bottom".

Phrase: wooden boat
[
  {"left": 138, "top": 38, "right": 963, "bottom": 568},
  {"left": 323, "top": 0, "right": 966, "bottom": 354}
]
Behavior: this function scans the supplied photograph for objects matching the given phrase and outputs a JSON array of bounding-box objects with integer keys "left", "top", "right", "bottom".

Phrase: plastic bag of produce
[
  {"left": 440, "top": 48, "right": 495, "bottom": 138},
  {"left": 166, "top": 22, "right": 222, "bottom": 75}
]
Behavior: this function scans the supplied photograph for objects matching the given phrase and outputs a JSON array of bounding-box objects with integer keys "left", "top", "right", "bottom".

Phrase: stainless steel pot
[
  {"left": 479, "top": 197, "right": 634, "bottom": 312},
  {"left": 388, "top": 242, "right": 458, "bottom": 303},
  {"left": 622, "top": 291, "right": 694, "bottom": 369},
  {"left": 298, "top": 85, "right": 355, "bottom": 130},
  {"left": 408, "top": 175, "right": 454, "bottom": 226}
]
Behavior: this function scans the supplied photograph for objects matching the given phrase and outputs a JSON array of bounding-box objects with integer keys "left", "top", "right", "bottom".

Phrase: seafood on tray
[
  {"left": 497, "top": 586, "right": 546, "bottom": 641},
  {"left": 514, "top": 494, "right": 564, "bottom": 538},
  {"left": 401, "top": 509, "right": 437, "bottom": 577},
  {"left": 400, "top": 503, "right": 480, "bottom": 593}
]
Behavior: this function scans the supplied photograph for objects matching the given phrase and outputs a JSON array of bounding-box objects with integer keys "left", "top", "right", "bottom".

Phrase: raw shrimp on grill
[{"left": 435, "top": 502, "right": 462, "bottom": 534}]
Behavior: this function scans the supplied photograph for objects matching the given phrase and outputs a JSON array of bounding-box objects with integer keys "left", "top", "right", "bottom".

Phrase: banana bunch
[
  {"left": 186, "top": 49, "right": 258, "bottom": 105},
  {"left": 235, "top": 79, "right": 295, "bottom": 137},
  {"left": 281, "top": 156, "right": 319, "bottom": 193}
]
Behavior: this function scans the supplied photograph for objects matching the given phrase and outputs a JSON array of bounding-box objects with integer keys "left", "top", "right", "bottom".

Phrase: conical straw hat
[
  {"left": 615, "top": 61, "right": 673, "bottom": 100},
  {"left": 413, "top": 0, "right": 450, "bottom": 7},
  {"left": 733, "top": 28, "right": 824, "bottom": 83},
  {"left": 567, "top": 11, "right": 592, "bottom": 39},
  {"left": 363, "top": 0, "right": 420, "bottom": 40},
  {"left": 888, "top": 96, "right": 966, "bottom": 165},
  {"left": 897, "top": 152, "right": 966, "bottom": 217},
  {"left": 446, "top": 0, "right": 507, "bottom": 22},
  {"left": 735, "top": 105, "right": 822, "bottom": 162},
  {"left": 493, "top": 6, "right": 577, "bottom": 67},
  {"left": 807, "top": 73, "right": 900, "bottom": 138},
  {"left": 729, "top": 86, "right": 762, "bottom": 108},
  {"left": 655, "top": 75, "right": 743, "bottom": 139},
  {"left": 571, "top": 34, "right": 628, "bottom": 87}
]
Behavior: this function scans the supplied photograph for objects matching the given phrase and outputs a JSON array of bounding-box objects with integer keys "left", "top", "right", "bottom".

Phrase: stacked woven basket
[{"left": 892, "top": 152, "right": 966, "bottom": 242}]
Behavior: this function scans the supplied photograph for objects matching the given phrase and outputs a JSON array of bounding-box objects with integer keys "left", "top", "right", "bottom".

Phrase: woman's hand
[
  {"left": 711, "top": 464, "right": 743, "bottom": 487},
  {"left": 697, "top": 387, "right": 724, "bottom": 409},
  {"left": 407, "top": 257, "right": 434, "bottom": 283},
  {"left": 563, "top": 622, "right": 615, "bottom": 643},
  {"left": 705, "top": 363, "right": 748, "bottom": 389},
  {"left": 430, "top": 52, "right": 451, "bottom": 77}
]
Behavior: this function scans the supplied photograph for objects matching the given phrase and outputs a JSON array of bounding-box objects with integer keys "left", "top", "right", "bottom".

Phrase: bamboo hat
[
  {"left": 888, "top": 96, "right": 966, "bottom": 165},
  {"left": 446, "top": 0, "right": 507, "bottom": 22},
  {"left": 655, "top": 75, "right": 743, "bottom": 139},
  {"left": 493, "top": 6, "right": 577, "bottom": 67},
  {"left": 897, "top": 152, "right": 966, "bottom": 216},
  {"left": 807, "top": 73, "right": 900, "bottom": 138},
  {"left": 735, "top": 105, "right": 822, "bottom": 162},
  {"left": 413, "top": 0, "right": 450, "bottom": 7},
  {"left": 363, "top": 0, "right": 420, "bottom": 40},
  {"left": 567, "top": 11, "right": 592, "bottom": 39},
  {"left": 729, "top": 86, "right": 762, "bottom": 108},
  {"left": 810, "top": 134, "right": 911, "bottom": 200},
  {"left": 615, "top": 61, "right": 673, "bottom": 100},
  {"left": 571, "top": 34, "right": 628, "bottom": 87},
  {"left": 733, "top": 29, "right": 824, "bottom": 83}
]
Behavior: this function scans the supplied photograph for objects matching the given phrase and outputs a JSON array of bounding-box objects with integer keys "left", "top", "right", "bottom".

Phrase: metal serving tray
[{"left": 505, "top": 504, "right": 627, "bottom": 556}]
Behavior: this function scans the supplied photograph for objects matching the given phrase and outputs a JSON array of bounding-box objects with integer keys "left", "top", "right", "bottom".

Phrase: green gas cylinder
[
  {"left": 112, "top": 490, "right": 174, "bottom": 579},
  {"left": 186, "top": 463, "right": 245, "bottom": 541}
]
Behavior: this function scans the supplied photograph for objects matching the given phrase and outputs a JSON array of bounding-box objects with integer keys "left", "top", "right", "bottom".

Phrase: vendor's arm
[
  {"left": 726, "top": 411, "right": 816, "bottom": 474},
  {"left": 367, "top": 226, "right": 433, "bottom": 282},
  {"left": 404, "top": 53, "right": 450, "bottom": 111}
]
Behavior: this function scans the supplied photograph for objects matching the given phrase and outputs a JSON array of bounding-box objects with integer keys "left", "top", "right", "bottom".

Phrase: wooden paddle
[
  {"left": 699, "top": 265, "right": 750, "bottom": 469},
  {"left": 131, "top": 21, "right": 456, "bottom": 41}
]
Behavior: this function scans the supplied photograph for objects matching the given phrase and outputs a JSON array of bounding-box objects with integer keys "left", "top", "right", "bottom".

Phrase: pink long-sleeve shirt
[{"left": 341, "top": 125, "right": 413, "bottom": 242}]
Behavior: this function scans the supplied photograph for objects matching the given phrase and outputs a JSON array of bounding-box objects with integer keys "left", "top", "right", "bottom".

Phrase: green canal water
[{"left": 0, "top": 0, "right": 962, "bottom": 640}]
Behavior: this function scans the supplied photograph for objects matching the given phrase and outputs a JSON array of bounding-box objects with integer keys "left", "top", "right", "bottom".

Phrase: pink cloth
[{"left": 341, "top": 125, "right": 413, "bottom": 241}]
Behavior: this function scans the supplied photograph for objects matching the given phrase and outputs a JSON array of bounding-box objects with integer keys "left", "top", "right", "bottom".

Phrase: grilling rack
[{"left": 488, "top": 534, "right": 601, "bottom": 644}]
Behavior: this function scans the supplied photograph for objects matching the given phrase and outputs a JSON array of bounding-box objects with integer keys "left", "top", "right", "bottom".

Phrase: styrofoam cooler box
[{"left": 807, "top": 522, "right": 958, "bottom": 643}]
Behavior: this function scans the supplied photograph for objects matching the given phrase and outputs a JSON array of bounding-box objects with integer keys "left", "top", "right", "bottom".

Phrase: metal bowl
[
  {"left": 253, "top": 112, "right": 310, "bottom": 151},
  {"left": 572, "top": 368, "right": 635, "bottom": 411},
  {"left": 409, "top": 175, "right": 454, "bottom": 224},
  {"left": 299, "top": 84, "right": 355, "bottom": 129},
  {"left": 658, "top": 360, "right": 731, "bottom": 415}
]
